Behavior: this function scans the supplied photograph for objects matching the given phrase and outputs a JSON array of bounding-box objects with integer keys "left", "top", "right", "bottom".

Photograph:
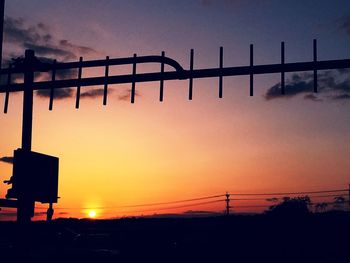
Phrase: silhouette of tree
[
  {"left": 315, "top": 202, "right": 328, "bottom": 213},
  {"left": 267, "top": 196, "right": 311, "bottom": 217},
  {"left": 266, "top": 197, "right": 279, "bottom": 203},
  {"left": 333, "top": 196, "right": 345, "bottom": 211}
]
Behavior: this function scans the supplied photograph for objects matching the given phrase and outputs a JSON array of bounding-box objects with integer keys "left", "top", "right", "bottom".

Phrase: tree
[
  {"left": 267, "top": 196, "right": 311, "bottom": 217},
  {"left": 333, "top": 196, "right": 345, "bottom": 211},
  {"left": 315, "top": 202, "right": 328, "bottom": 213}
]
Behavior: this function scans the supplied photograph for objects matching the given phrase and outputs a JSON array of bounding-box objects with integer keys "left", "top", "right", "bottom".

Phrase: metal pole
[
  {"left": 0, "top": 0, "right": 4, "bottom": 68},
  {"left": 17, "top": 49, "right": 35, "bottom": 223},
  {"left": 225, "top": 192, "right": 230, "bottom": 216},
  {"left": 348, "top": 184, "right": 350, "bottom": 207}
]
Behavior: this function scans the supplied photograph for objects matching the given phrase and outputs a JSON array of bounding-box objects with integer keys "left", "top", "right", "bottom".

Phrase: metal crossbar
[{"left": 1, "top": 40, "right": 350, "bottom": 113}]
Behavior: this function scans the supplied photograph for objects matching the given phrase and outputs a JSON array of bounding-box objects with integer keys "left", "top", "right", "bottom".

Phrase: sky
[{"left": 0, "top": 0, "right": 350, "bottom": 220}]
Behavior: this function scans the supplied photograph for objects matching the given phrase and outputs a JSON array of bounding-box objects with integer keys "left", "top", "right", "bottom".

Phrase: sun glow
[{"left": 88, "top": 210, "right": 97, "bottom": 218}]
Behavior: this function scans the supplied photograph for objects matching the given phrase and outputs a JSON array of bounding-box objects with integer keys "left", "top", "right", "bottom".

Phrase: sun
[{"left": 88, "top": 210, "right": 97, "bottom": 219}]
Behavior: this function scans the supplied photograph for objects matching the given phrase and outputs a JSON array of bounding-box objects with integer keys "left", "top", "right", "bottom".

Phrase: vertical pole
[
  {"left": 219, "top": 46, "right": 223, "bottom": 98},
  {"left": 250, "top": 44, "right": 254, "bottom": 96},
  {"left": 313, "top": 39, "right": 318, "bottom": 93},
  {"left": 18, "top": 49, "right": 35, "bottom": 223},
  {"left": 189, "top": 49, "right": 194, "bottom": 100},
  {"left": 75, "top": 57, "right": 83, "bottom": 109},
  {"left": 131, "top": 53, "right": 136, "bottom": 103},
  {"left": 3, "top": 63, "right": 10, "bottom": 113},
  {"left": 0, "top": 0, "right": 5, "bottom": 68},
  {"left": 159, "top": 51, "right": 165, "bottom": 102},
  {"left": 281, "top": 42, "right": 285, "bottom": 95},
  {"left": 49, "top": 60, "right": 56, "bottom": 111},
  {"left": 103, "top": 56, "right": 109, "bottom": 105},
  {"left": 225, "top": 192, "right": 230, "bottom": 216},
  {"left": 46, "top": 202, "right": 53, "bottom": 221}
]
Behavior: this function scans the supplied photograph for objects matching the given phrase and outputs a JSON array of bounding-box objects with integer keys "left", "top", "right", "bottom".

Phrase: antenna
[
  {"left": 1, "top": 40, "right": 350, "bottom": 223},
  {"left": 281, "top": 42, "right": 285, "bottom": 94}
]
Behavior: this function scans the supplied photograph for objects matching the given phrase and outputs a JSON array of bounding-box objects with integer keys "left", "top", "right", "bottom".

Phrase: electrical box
[{"left": 6, "top": 149, "right": 59, "bottom": 203}]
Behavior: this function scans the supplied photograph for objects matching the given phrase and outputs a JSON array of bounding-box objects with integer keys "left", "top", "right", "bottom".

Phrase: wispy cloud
[
  {"left": 3, "top": 16, "right": 103, "bottom": 101},
  {"left": 81, "top": 88, "right": 110, "bottom": 99},
  {"left": 3, "top": 16, "right": 142, "bottom": 103},
  {"left": 36, "top": 88, "right": 74, "bottom": 100},
  {"left": 118, "top": 89, "right": 141, "bottom": 101},
  {"left": 4, "top": 16, "right": 98, "bottom": 61},
  {"left": 265, "top": 70, "right": 350, "bottom": 102}
]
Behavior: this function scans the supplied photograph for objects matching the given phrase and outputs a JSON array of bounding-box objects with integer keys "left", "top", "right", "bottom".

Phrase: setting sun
[{"left": 88, "top": 210, "right": 97, "bottom": 219}]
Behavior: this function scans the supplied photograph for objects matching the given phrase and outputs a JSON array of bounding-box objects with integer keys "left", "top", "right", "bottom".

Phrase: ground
[{"left": 0, "top": 212, "right": 349, "bottom": 262}]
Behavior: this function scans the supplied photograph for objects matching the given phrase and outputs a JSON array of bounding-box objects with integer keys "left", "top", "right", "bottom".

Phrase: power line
[
  {"left": 113, "top": 199, "right": 224, "bottom": 214},
  {"left": 229, "top": 189, "right": 348, "bottom": 196},
  {"left": 35, "top": 194, "right": 225, "bottom": 210},
  {"left": 232, "top": 193, "right": 347, "bottom": 201},
  {"left": 119, "top": 194, "right": 225, "bottom": 208},
  {"left": 31, "top": 188, "right": 348, "bottom": 213}
]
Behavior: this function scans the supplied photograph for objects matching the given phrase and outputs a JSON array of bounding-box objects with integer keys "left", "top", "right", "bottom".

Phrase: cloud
[
  {"left": 81, "top": 88, "right": 110, "bottom": 99},
  {"left": 0, "top": 156, "right": 14, "bottom": 164},
  {"left": 266, "top": 198, "right": 279, "bottom": 202},
  {"left": 3, "top": 16, "right": 144, "bottom": 103},
  {"left": 4, "top": 16, "right": 98, "bottom": 61},
  {"left": 118, "top": 89, "right": 141, "bottom": 101},
  {"left": 3, "top": 16, "right": 100, "bottom": 101},
  {"left": 36, "top": 88, "right": 74, "bottom": 100},
  {"left": 58, "top": 212, "right": 69, "bottom": 215},
  {"left": 36, "top": 87, "right": 115, "bottom": 100},
  {"left": 264, "top": 70, "right": 350, "bottom": 101}
]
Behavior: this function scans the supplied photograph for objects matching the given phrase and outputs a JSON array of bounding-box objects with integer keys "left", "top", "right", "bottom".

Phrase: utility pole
[
  {"left": 17, "top": 50, "right": 36, "bottom": 223},
  {"left": 0, "top": 0, "right": 5, "bottom": 68},
  {"left": 225, "top": 192, "right": 230, "bottom": 216},
  {"left": 348, "top": 184, "right": 350, "bottom": 207}
]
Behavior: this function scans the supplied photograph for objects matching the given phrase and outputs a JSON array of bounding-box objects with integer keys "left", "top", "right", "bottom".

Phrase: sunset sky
[{"left": 0, "top": 0, "right": 350, "bottom": 220}]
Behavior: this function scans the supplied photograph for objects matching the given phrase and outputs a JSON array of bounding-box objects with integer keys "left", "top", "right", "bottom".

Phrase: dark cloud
[
  {"left": 23, "top": 42, "right": 76, "bottom": 61},
  {"left": 58, "top": 212, "right": 69, "bottom": 215},
  {"left": 4, "top": 16, "right": 98, "bottom": 61},
  {"left": 81, "top": 88, "right": 109, "bottom": 99},
  {"left": 265, "top": 70, "right": 350, "bottom": 102},
  {"left": 118, "top": 89, "right": 141, "bottom": 101},
  {"left": 36, "top": 88, "right": 74, "bottom": 100},
  {"left": 3, "top": 16, "right": 99, "bottom": 100},
  {"left": 0, "top": 156, "right": 14, "bottom": 164}
]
